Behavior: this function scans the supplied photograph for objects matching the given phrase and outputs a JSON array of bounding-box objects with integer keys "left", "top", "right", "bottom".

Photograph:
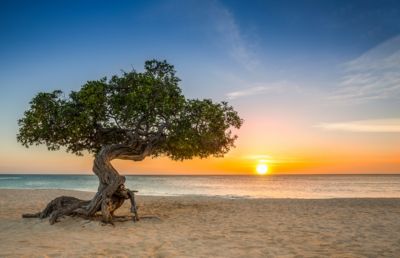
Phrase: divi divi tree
[{"left": 17, "top": 60, "right": 242, "bottom": 224}]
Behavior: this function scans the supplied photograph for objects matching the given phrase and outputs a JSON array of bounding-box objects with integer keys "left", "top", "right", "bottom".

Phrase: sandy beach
[{"left": 0, "top": 189, "right": 400, "bottom": 257}]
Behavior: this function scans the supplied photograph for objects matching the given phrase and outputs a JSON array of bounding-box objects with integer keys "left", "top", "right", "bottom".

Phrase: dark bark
[{"left": 22, "top": 144, "right": 145, "bottom": 224}]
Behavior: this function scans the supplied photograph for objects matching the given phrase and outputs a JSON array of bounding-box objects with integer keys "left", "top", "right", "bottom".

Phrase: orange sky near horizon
[{"left": 1, "top": 115, "right": 399, "bottom": 175}]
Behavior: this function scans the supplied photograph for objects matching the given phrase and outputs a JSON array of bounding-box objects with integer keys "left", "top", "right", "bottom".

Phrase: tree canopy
[{"left": 17, "top": 60, "right": 243, "bottom": 161}]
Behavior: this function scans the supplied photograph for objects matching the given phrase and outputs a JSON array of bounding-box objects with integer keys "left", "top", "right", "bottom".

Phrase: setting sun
[{"left": 256, "top": 163, "right": 269, "bottom": 175}]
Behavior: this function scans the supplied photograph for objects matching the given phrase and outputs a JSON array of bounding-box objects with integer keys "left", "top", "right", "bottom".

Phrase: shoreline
[
  {"left": 2, "top": 188, "right": 400, "bottom": 200},
  {"left": 1, "top": 189, "right": 400, "bottom": 257}
]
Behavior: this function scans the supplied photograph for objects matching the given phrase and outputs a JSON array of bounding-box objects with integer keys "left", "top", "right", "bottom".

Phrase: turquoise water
[{"left": 1, "top": 174, "right": 400, "bottom": 198}]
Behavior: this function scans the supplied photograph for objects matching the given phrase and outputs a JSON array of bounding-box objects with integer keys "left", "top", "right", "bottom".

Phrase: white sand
[{"left": 1, "top": 189, "right": 400, "bottom": 257}]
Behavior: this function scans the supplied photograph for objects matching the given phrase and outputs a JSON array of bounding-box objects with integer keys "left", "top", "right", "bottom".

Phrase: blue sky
[{"left": 1, "top": 0, "right": 399, "bottom": 173}]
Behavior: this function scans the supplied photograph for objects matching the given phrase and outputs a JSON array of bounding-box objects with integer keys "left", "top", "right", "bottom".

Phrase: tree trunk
[{"left": 22, "top": 144, "right": 144, "bottom": 224}]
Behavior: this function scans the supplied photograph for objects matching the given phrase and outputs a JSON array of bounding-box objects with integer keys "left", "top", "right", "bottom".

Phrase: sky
[{"left": 0, "top": 0, "right": 399, "bottom": 175}]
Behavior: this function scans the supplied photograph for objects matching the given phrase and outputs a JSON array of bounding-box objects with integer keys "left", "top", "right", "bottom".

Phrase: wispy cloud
[
  {"left": 211, "top": 2, "right": 259, "bottom": 71},
  {"left": 226, "top": 81, "right": 298, "bottom": 100},
  {"left": 330, "top": 35, "right": 400, "bottom": 103},
  {"left": 227, "top": 86, "right": 275, "bottom": 99},
  {"left": 316, "top": 119, "right": 400, "bottom": 133}
]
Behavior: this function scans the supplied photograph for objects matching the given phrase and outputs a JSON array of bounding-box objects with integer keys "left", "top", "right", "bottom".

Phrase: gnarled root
[
  {"left": 23, "top": 144, "right": 143, "bottom": 225},
  {"left": 22, "top": 196, "right": 89, "bottom": 219},
  {"left": 22, "top": 188, "right": 139, "bottom": 225},
  {"left": 22, "top": 196, "right": 91, "bottom": 224}
]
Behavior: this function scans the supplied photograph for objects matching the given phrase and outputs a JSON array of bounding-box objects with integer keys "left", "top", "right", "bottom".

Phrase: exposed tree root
[
  {"left": 22, "top": 196, "right": 89, "bottom": 219},
  {"left": 22, "top": 145, "right": 144, "bottom": 225},
  {"left": 22, "top": 192, "right": 139, "bottom": 225}
]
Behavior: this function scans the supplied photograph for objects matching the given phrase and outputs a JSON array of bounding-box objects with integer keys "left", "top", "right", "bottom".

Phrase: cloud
[
  {"left": 329, "top": 35, "right": 400, "bottom": 103},
  {"left": 226, "top": 81, "right": 297, "bottom": 99},
  {"left": 227, "top": 86, "right": 275, "bottom": 99},
  {"left": 316, "top": 119, "right": 400, "bottom": 133},
  {"left": 211, "top": 2, "right": 259, "bottom": 71}
]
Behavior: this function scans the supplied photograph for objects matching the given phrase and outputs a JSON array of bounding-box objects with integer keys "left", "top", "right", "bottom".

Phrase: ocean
[{"left": 1, "top": 174, "right": 400, "bottom": 199}]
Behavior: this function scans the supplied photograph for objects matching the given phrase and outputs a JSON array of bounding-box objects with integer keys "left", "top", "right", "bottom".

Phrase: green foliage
[{"left": 17, "top": 60, "right": 243, "bottom": 160}]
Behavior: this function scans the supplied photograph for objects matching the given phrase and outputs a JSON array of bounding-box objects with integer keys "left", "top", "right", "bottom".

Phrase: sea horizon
[
  {"left": 1, "top": 172, "right": 400, "bottom": 176},
  {"left": 2, "top": 174, "right": 400, "bottom": 199}
]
